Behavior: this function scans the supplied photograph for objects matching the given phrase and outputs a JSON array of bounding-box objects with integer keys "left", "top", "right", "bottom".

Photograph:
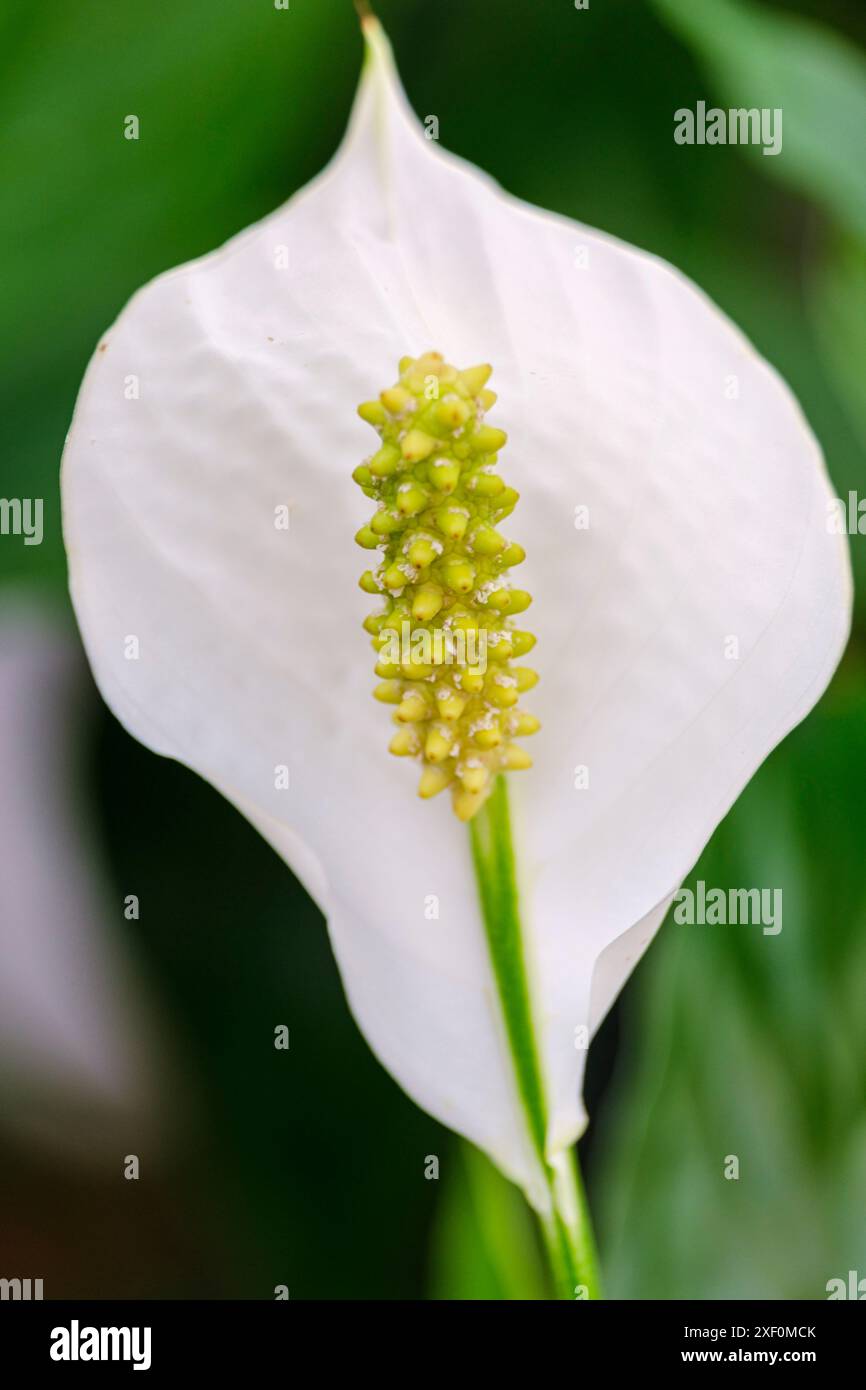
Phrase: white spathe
[{"left": 61, "top": 20, "right": 851, "bottom": 1210}]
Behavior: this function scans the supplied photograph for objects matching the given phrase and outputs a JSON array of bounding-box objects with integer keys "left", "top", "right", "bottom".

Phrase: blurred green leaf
[
  {"left": 653, "top": 0, "right": 866, "bottom": 241},
  {"left": 428, "top": 1143, "right": 549, "bottom": 1300},
  {"left": 648, "top": 1, "right": 866, "bottom": 688},
  {"left": 0, "top": 0, "right": 355, "bottom": 588},
  {"left": 810, "top": 237, "right": 866, "bottom": 455}
]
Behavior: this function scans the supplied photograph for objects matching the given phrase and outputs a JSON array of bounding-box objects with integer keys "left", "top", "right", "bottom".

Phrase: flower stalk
[{"left": 471, "top": 776, "right": 603, "bottom": 1300}]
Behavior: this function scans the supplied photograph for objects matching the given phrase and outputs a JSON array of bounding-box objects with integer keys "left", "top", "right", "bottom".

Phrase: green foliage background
[{"left": 1, "top": 0, "right": 864, "bottom": 1298}]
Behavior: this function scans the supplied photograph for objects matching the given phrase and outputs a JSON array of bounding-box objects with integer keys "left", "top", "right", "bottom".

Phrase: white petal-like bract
[{"left": 62, "top": 21, "right": 851, "bottom": 1206}]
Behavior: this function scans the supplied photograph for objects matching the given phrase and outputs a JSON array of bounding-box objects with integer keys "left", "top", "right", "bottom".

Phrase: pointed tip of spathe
[
  {"left": 349, "top": 4, "right": 414, "bottom": 138},
  {"left": 353, "top": 0, "right": 378, "bottom": 32},
  {"left": 354, "top": 2, "right": 390, "bottom": 62}
]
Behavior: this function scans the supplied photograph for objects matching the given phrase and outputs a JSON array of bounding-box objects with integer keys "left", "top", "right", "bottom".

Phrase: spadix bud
[
  {"left": 428, "top": 458, "right": 461, "bottom": 493},
  {"left": 436, "top": 396, "right": 471, "bottom": 430},
  {"left": 369, "top": 443, "right": 401, "bottom": 477},
  {"left": 401, "top": 429, "right": 436, "bottom": 463},
  {"left": 458, "top": 364, "right": 493, "bottom": 396},
  {"left": 380, "top": 385, "right": 415, "bottom": 415},
  {"left": 358, "top": 400, "right": 388, "bottom": 427},
  {"left": 412, "top": 583, "right": 444, "bottom": 621}
]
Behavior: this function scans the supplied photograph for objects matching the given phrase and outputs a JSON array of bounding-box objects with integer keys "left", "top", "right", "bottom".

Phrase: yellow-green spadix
[
  {"left": 354, "top": 353, "right": 538, "bottom": 821},
  {"left": 59, "top": 12, "right": 851, "bottom": 1220}
]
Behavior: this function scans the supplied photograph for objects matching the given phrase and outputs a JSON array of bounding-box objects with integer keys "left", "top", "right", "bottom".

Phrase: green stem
[{"left": 469, "top": 775, "right": 603, "bottom": 1301}]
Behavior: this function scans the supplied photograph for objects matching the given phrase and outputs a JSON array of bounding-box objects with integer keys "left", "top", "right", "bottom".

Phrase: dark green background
[{"left": 1, "top": 0, "right": 864, "bottom": 1298}]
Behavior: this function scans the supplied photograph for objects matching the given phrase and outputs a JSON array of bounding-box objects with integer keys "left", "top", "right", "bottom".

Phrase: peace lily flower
[{"left": 61, "top": 14, "right": 851, "bottom": 1296}]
